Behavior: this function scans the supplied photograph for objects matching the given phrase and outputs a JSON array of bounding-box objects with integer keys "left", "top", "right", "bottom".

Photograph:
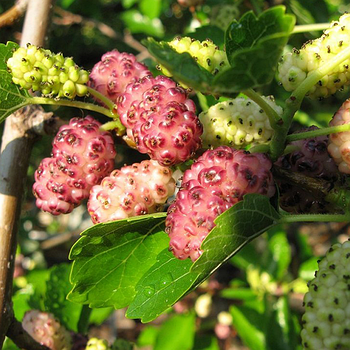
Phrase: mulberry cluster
[
  {"left": 165, "top": 146, "right": 275, "bottom": 261},
  {"left": 22, "top": 310, "right": 72, "bottom": 350},
  {"left": 33, "top": 116, "right": 116, "bottom": 215},
  {"left": 159, "top": 37, "right": 228, "bottom": 78},
  {"left": 277, "top": 13, "right": 350, "bottom": 99},
  {"left": 199, "top": 96, "right": 281, "bottom": 149},
  {"left": 117, "top": 75, "right": 203, "bottom": 166},
  {"left": 301, "top": 240, "right": 350, "bottom": 350},
  {"left": 7, "top": 44, "right": 89, "bottom": 98},
  {"left": 275, "top": 127, "right": 339, "bottom": 213},
  {"left": 88, "top": 50, "right": 151, "bottom": 104},
  {"left": 88, "top": 160, "right": 176, "bottom": 223}
]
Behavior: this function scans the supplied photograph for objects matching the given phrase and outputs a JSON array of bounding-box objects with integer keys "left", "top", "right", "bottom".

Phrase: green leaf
[
  {"left": 143, "top": 38, "right": 214, "bottom": 92},
  {"left": 137, "top": 326, "right": 159, "bottom": 347},
  {"left": 220, "top": 287, "right": 257, "bottom": 301},
  {"left": 266, "top": 228, "right": 291, "bottom": 281},
  {"left": 45, "top": 263, "right": 83, "bottom": 332},
  {"left": 126, "top": 249, "right": 198, "bottom": 322},
  {"left": 0, "top": 42, "right": 31, "bottom": 123},
  {"left": 191, "top": 194, "right": 280, "bottom": 278},
  {"left": 298, "top": 256, "right": 319, "bottom": 281},
  {"left": 265, "top": 296, "right": 300, "bottom": 350},
  {"left": 193, "top": 335, "right": 220, "bottom": 350},
  {"left": 153, "top": 313, "right": 196, "bottom": 350},
  {"left": 68, "top": 213, "right": 169, "bottom": 309},
  {"left": 212, "top": 6, "right": 295, "bottom": 93},
  {"left": 121, "top": 10, "right": 164, "bottom": 38},
  {"left": 140, "top": 0, "right": 161, "bottom": 19},
  {"left": 111, "top": 339, "right": 135, "bottom": 350},
  {"left": 230, "top": 304, "right": 266, "bottom": 350}
]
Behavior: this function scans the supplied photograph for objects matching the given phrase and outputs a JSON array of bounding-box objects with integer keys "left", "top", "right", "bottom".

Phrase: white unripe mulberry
[
  {"left": 277, "top": 13, "right": 350, "bottom": 99},
  {"left": 301, "top": 240, "right": 350, "bottom": 349},
  {"left": 199, "top": 96, "right": 281, "bottom": 149}
]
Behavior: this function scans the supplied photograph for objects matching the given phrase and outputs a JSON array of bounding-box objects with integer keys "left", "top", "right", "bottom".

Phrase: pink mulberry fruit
[
  {"left": 33, "top": 116, "right": 116, "bottom": 215},
  {"left": 88, "top": 160, "right": 176, "bottom": 223},
  {"left": 88, "top": 50, "right": 151, "bottom": 104},
  {"left": 22, "top": 310, "right": 72, "bottom": 350},
  {"left": 328, "top": 99, "right": 350, "bottom": 174},
  {"left": 117, "top": 75, "right": 202, "bottom": 166},
  {"left": 165, "top": 146, "right": 275, "bottom": 261}
]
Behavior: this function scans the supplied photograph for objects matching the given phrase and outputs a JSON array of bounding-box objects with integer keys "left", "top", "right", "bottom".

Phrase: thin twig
[
  {"left": 54, "top": 6, "right": 120, "bottom": 40},
  {"left": 0, "top": 0, "right": 29, "bottom": 28}
]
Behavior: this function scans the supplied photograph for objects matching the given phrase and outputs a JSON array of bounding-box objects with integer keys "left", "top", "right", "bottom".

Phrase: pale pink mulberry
[{"left": 88, "top": 160, "right": 176, "bottom": 223}]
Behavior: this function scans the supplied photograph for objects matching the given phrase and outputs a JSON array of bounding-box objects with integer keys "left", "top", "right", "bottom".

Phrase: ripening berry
[
  {"left": 88, "top": 50, "right": 151, "bottom": 104},
  {"left": 88, "top": 160, "right": 176, "bottom": 223},
  {"left": 328, "top": 99, "right": 350, "bottom": 174},
  {"left": 165, "top": 146, "right": 275, "bottom": 261},
  {"left": 7, "top": 44, "right": 89, "bottom": 98},
  {"left": 117, "top": 75, "right": 202, "bottom": 166},
  {"left": 33, "top": 116, "right": 116, "bottom": 215},
  {"left": 300, "top": 240, "right": 350, "bottom": 350},
  {"left": 22, "top": 310, "right": 72, "bottom": 350},
  {"left": 277, "top": 13, "right": 350, "bottom": 99},
  {"left": 199, "top": 96, "right": 281, "bottom": 149}
]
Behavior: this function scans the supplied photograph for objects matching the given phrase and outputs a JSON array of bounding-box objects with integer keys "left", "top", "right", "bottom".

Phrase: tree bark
[{"left": 0, "top": 0, "right": 55, "bottom": 345}]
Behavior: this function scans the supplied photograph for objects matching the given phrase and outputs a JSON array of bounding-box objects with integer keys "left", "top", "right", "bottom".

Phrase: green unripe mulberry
[
  {"left": 159, "top": 37, "right": 229, "bottom": 78},
  {"left": 301, "top": 240, "right": 350, "bottom": 350},
  {"left": 277, "top": 13, "right": 350, "bottom": 99},
  {"left": 7, "top": 44, "right": 89, "bottom": 99},
  {"left": 86, "top": 337, "right": 110, "bottom": 350},
  {"left": 199, "top": 96, "right": 281, "bottom": 149}
]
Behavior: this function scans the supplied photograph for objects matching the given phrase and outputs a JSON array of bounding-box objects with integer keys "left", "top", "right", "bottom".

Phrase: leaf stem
[
  {"left": 242, "top": 89, "right": 282, "bottom": 129},
  {"left": 279, "top": 213, "right": 350, "bottom": 223},
  {"left": 269, "top": 44, "right": 350, "bottom": 160},
  {"left": 292, "top": 23, "right": 330, "bottom": 34},
  {"left": 28, "top": 96, "right": 126, "bottom": 135},
  {"left": 86, "top": 86, "right": 116, "bottom": 111},
  {"left": 77, "top": 304, "right": 92, "bottom": 334},
  {"left": 286, "top": 124, "right": 350, "bottom": 142}
]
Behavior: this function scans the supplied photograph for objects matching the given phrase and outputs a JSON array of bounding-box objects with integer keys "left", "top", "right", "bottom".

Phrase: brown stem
[
  {"left": 0, "top": 0, "right": 55, "bottom": 345},
  {"left": 0, "top": 0, "right": 29, "bottom": 28}
]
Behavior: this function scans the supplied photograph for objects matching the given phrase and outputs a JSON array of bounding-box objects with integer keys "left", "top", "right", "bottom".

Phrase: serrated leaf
[
  {"left": 68, "top": 213, "right": 169, "bottom": 309},
  {"left": 0, "top": 42, "right": 31, "bottom": 123},
  {"left": 143, "top": 38, "right": 214, "bottom": 92},
  {"left": 191, "top": 194, "right": 280, "bottom": 277},
  {"left": 211, "top": 6, "right": 295, "bottom": 93},
  {"left": 126, "top": 249, "right": 198, "bottom": 322}
]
